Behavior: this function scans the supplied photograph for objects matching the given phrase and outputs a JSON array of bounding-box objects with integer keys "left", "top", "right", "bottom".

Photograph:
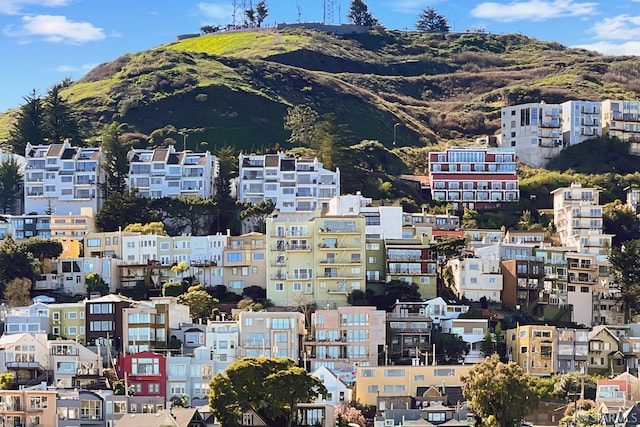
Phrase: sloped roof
[{"left": 115, "top": 408, "right": 202, "bottom": 427}]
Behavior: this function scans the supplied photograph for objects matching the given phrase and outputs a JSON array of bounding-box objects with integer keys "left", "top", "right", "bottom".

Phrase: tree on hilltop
[
  {"left": 0, "top": 156, "right": 23, "bottom": 214},
  {"left": 347, "top": 0, "right": 380, "bottom": 26},
  {"left": 9, "top": 90, "right": 45, "bottom": 155},
  {"left": 416, "top": 7, "right": 450, "bottom": 34}
]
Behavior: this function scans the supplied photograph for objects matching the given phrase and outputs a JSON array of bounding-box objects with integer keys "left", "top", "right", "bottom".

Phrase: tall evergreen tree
[
  {"left": 9, "top": 90, "right": 46, "bottom": 155},
  {"left": 100, "top": 122, "right": 130, "bottom": 197},
  {"left": 255, "top": 1, "right": 269, "bottom": 27},
  {"left": 43, "top": 84, "right": 81, "bottom": 145},
  {"left": 347, "top": 0, "right": 379, "bottom": 26},
  {"left": 212, "top": 146, "right": 239, "bottom": 234},
  {"left": 416, "top": 7, "right": 450, "bottom": 34},
  {"left": 0, "top": 156, "right": 23, "bottom": 214}
]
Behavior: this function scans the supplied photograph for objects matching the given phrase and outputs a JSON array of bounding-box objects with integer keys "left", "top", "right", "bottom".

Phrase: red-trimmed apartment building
[
  {"left": 428, "top": 147, "right": 519, "bottom": 210},
  {"left": 116, "top": 350, "right": 167, "bottom": 397}
]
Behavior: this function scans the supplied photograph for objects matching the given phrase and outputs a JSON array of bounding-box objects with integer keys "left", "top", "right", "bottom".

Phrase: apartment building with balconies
[
  {"left": 0, "top": 389, "right": 57, "bottom": 427},
  {"left": 387, "top": 301, "right": 433, "bottom": 365},
  {"left": 34, "top": 256, "right": 119, "bottom": 295},
  {"left": 0, "top": 332, "right": 50, "bottom": 387},
  {"left": 403, "top": 210, "right": 460, "bottom": 231},
  {"left": 238, "top": 311, "right": 305, "bottom": 359},
  {"left": 602, "top": 99, "right": 640, "bottom": 153},
  {"left": 221, "top": 232, "right": 267, "bottom": 294},
  {"left": 56, "top": 389, "right": 106, "bottom": 427},
  {"left": 128, "top": 146, "right": 217, "bottom": 199},
  {"left": 48, "top": 339, "right": 101, "bottom": 389},
  {"left": 429, "top": 146, "right": 519, "bottom": 210},
  {"left": 325, "top": 193, "right": 403, "bottom": 239},
  {"left": 500, "top": 102, "right": 563, "bottom": 167},
  {"left": 85, "top": 294, "right": 135, "bottom": 350},
  {"left": 24, "top": 141, "right": 102, "bottom": 215},
  {"left": 566, "top": 252, "right": 600, "bottom": 327},
  {"left": 307, "top": 306, "right": 386, "bottom": 372},
  {"left": 237, "top": 152, "right": 340, "bottom": 213},
  {"left": 551, "top": 183, "right": 613, "bottom": 255},
  {"left": 507, "top": 324, "right": 557, "bottom": 376},
  {"left": 166, "top": 347, "right": 215, "bottom": 406},
  {"left": 384, "top": 238, "right": 438, "bottom": 299},
  {"left": 561, "top": 100, "right": 602, "bottom": 146},
  {"left": 556, "top": 328, "right": 589, "bottom": 374},
  {"left": 500, "top": 257, "right": 545, "bottom": 317}
]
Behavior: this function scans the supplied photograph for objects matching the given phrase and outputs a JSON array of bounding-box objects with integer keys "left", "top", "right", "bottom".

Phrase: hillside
[{"left": 2, "top": 27, "right": 640, "bottom": 151}]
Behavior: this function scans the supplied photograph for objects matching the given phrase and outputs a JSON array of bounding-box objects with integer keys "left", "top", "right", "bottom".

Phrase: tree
[
  {"left": 416, "top": 7, "right": 450, "bottom": 34},
  {"left": 100, "top": 122, "right": 130, "bottom": 197},
  {"left": 559, "top": 399, "right": 599, "bottom": 427},
  {"left": 9, "top": 90, "right": 46, "bottom": 155},
  {"left": 124, "top": 222, "right": 167, "bottom": 235},
  {"left": 347, "top": 0, "right": 379, "bottom": 26},
  {"left": 172, "top": 196, "right": 215, "bottom": 235},
  {"left": 284, "top": 104, "right": 320, "bottom": 147},
  {"left": 0, "top": 236, "right": 39, "bottom": 293},
  {"left": 200, "top": 24, "right": 221, "bottom": 34},
  {"left": 86, "top": 273, "right": 109, "bottom": 296},
  {"left": 603, "top": 200, "right": 640, "bottom": 246},
  {"left": 210, "top": 357, "right": 327, "bottom": 427},
  {"left": 608, "top": 240, "right": 640, "bottom": 323},
  {"left": 335, "top": 403, "right": 366, "bottom": 426},
  {"left": 0, "top": 373, "right": 13, "bottom": 390},
  {"left": 0, "top": 156, "right": 23, "bottom": 214},
  {"left": 163, "top": 281, "right": 184, "bottom": 297},
  {"left": 240, "top": 200, "right": 275, "bottom": 233},
  {"left": 255, "top": 1, "right": 269, "bottom": 27},
  {"left": 245, "top": 7, "right": 256, "bottom": 26},
  {"left": 178, "top": 284, "right": 218, "bottom": 321},
  {"left": 22, "top": 237, "right": 63, "bottom": 262},
  {"left": 264, "top": 366, "right": 326, "bottom": 427},
  {"left": 42, "top": 83, "right": 81, "bottom": 145},
  {"left": 461, "top": 354, "right": 538, "bottom": 427},
  {"left": 96, "top": 191, "right": 159, "bottom": 232},
  {"left": 213, "top": 146, "right": 239, "bottom": 234},
  {"left": 434, "top": 331, "right": 468, "bottom": 364},
  {"left": 432, "top": 236, "right": 466, "bottom": 260},
  {"left": 170, "top": 394, "right": 189, "bottom": 408},
  {"left": 5, "top": 278, "right": 33, "bottom": 307},
  {"left": 372, "top": 279, "right": 422, "bottom": 311},
  {"left": 480, "top": 330, "right": 495, "bottom": 357},
  {"left": 554, "top": 371, "right": 597, "bottom": 401}
]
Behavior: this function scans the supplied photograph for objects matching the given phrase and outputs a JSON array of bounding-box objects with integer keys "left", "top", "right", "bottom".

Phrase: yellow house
[
  {"left": 507, "top": 324, "right": 556, "bottom": 376},
  {"left": 48, "top": 301, "right": 86, "bottom": 343},
  {"left": 354, "top": 364, "right": 475, "bottom": 406},
  {"left": 58, "top": 238, "right": 82, "bottom": 258}
]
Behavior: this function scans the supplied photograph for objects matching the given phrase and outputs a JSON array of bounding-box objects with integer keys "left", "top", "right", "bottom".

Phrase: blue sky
[{"left": 1, "top": 0, "right": 640, "bottom": 113}]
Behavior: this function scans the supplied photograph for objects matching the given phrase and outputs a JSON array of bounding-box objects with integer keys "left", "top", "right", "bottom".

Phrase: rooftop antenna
[
  {"left": 323, "top": 0, "right": 336, "bottom": 24},
  {"left": 232, "top": 0, "right": 238, "bottom": 26},
  {"left": 297, "top": 0, "right": 302, "bottom": 23}
]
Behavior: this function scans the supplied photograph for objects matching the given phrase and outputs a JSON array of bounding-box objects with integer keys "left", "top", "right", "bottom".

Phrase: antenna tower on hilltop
[
  {"left": 297, "top": 0, "right": 302, "bottom": 23},
  {"left": 323, "top": 0, "right": 336, "bottom": 24}
]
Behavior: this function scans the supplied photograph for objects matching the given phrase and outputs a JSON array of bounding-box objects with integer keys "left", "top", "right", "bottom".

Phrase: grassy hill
[{"left": 2, "top": 27, "right": 640, "bottom": 151}]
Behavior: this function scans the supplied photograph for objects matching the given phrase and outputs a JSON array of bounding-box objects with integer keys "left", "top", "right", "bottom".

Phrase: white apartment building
[
  {"left": 121, "top": 234, "right": 193, "bottom": 265},
  {"left": 602, "top": 99, "right": 640, "bottom": 152},
  {"left": 440, "top": 318, "right": 488, "bottom": 364},
  {"left": 561, "top": 100, "right": 602, "bottom": 146},
  {"left": 24, "top": 141, "right": 102, "bottom": 215},
  {"left": 551, "top": 182, "right": 613, "bottom": 255},
  {"left": 500, "top": 102, "right": 563, "bottom": 167},
  {"left": 34, "top": 256, "right": 119, "bottom": 295},
  {"left": 128, "top": 146, "right": 218, "bottom": 199},
  {"left": 205, "top": 319, "right": 240, "bottom": 374},
  {"left": 448, "top": 257, "right": 503, "bottom": 302},
  {"left": 237, "top": 152, "right": 340, "bottom": 212}
]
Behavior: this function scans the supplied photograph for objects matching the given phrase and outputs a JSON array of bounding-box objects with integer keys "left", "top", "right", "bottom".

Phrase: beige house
[
  {"left": 0, "top": 389, "right": 58, "bottom": 427},
  {"left": 588, "top": 326, "right": 625, "bottom": 375},
  {"left": 222, "top": 232, "right": 267, "bottom": 295},
  {"left": 238, "top": 311, "right": 306, "bottom": 360},
  {"left": 507, "top": 324, "right": 557, "bottom": 376}
]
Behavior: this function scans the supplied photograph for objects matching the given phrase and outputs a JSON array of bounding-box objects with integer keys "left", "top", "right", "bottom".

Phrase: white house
[
  {"left": 423, "top": 297, "right": 470, "bottom": 325},
  {"left": 447, "top": 257, "right": 503, "bottom": 302},
  {"left": 312, "top": 366, "right": 352, "bottom": 406},
  {"left": 440, "top": 318, "right": 489, "bottom": 364}
]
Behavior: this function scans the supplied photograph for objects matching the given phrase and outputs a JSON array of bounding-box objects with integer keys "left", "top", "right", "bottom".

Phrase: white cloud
[
  {"left": 0, "top": 0, "right": 72, "bottom": 15},
  {"left": 471, "top": 0, "right": 598, "bottom": 22},
  {"left": 14, "top": 14, "right": 105, "bottom": 43},
  {"left": 588, "top": 14, "right": 640, "bottom": 40},
  {"left": 55, "top": 62, "right": 97, "bottom": 73},
  {"left": 574, "top": 40, "right": 640, "bottom": 56},
  {"left": 197, "top": 2, "right": 233, "bottom": 21}
]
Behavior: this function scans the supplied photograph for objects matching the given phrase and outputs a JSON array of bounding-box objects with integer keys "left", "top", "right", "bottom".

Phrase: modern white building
[
  {"left": 128, "top": 146, "right": 218, "bottom": 199},
  {"left": 325, "top": 193, "right": 403, "bottom": 239},
  {"left": 24, "top": 141, "right": 102, "bottom": 215},
  {"left": 237, "top": 152, "right": 340, "bottom": 212},
  {"left": 205, "top": 319, "right": 240, "bottom": 374},
  {"left": 602, "top": 99, "right": 640, "bottom": 153},
  {"left": 561, "top": 100, "right": 602, "bottom": 146},
  {"left": 440, "top": 318, "right": 489, "bottom": 364},
  {"left": 238, "top": 311, "right": 305, "bottom": 359},
  {"left": 448, "top": 256, "right": 503, "bottom": 302},
  {"left": 500, "top": 102, "right": 563, "bottom": 167}
]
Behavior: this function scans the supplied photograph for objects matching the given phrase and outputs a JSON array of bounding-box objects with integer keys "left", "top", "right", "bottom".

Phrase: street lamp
[{"left": 393, "top": 123, "right": 401, "bottom": 147}]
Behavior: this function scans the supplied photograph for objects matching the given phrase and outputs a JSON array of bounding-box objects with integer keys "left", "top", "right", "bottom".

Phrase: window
[
  {"left": 131, "top": 357, "right": 159, "bottom": 375},
  {"left": 30, "top": 396, "right": 48, "bottom": 409},
  {"left": 80, "top": 400, "right": 101, "bottom": 419},
  {"left": 227, "top": 252, "right": 242, "bottom": 262},
  {"left": 384, "top": 369, "right": 405, "bottom": 377},
  {"left": 275, "top": 282, "right": 284, "bottom": 291}
]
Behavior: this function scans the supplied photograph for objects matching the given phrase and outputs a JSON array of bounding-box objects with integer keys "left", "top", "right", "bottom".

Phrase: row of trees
[{"left": 347, "top": 0, "right": 449, "bottom": 33}]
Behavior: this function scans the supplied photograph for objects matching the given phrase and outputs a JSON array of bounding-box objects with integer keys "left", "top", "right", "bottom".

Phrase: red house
[{"left": 116, "top": 350, "right": 166, "bottom": 397}]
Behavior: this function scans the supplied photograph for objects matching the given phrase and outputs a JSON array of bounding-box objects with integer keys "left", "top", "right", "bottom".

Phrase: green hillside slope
[{"left": 2, "top": 27, "right": 640, "bottom": 151}]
